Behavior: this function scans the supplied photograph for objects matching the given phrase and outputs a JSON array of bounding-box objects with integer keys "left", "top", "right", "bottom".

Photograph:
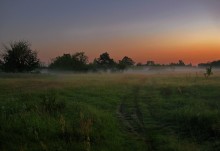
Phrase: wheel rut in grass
[{"left": 117, "top": 81, "right": 156, "bottom": 151}]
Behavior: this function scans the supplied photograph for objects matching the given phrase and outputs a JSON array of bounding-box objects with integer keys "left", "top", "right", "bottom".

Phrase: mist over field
[{"left": 39, "top": 66, "right": 220, "bottom": 76}]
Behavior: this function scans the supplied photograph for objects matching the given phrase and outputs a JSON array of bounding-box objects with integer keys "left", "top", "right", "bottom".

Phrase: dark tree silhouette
[
  {"left": 49, "top": 52, "right": 88, "bottom": 71},
  {"left": 72, "top": 52, "right": 88, "bottom": 64},
  {"left": 49, "top": 54, "right": 73, "bottom": 70},
  {"left": 136, "top": 62, "right": 143, "bottom": 66},
  {"left": 0, "top": 41, "right": 40, "bottom": 72},
  {"left": 169, "top": 60, "right": 186, "bottom": 66},
  {"left": 118, "top": 56, "right": 135, "bottom": 69},
  {"left": 94, "top": 52, "right": 116, "bottom": 70},
  {"left": 146, "top": 61, "right": 155, "bottom": 66},
  {"left": 198, "top": 60, "right": 220, "bottom": 67},
  {"left": 178, "top": 60, "right": 185, "bottom": 66}
]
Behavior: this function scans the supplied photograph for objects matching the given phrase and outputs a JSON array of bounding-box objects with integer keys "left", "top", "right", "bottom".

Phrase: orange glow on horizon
[
  {"left": 38, "top": 45, "right": 220, "bottom": 66},
  {"left": 37, "top": 26, "right": 220, "bottom": 66}
]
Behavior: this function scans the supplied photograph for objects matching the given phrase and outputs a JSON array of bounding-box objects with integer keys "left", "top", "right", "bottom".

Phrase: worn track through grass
[{"left": 117, "top": 78, "right": 156, "bottom": 151}]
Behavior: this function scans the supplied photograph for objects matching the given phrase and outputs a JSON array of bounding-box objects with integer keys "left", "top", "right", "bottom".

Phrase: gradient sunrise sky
[{"left": 1, "top": 0, "right": 220, "bottom": 65}]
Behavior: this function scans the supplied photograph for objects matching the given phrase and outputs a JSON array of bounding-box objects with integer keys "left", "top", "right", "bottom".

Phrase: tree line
[
  {"left": 0, "top": 41, "right": 135, "bottom": 72},
  {"left": 198, "top": 60, "right": 220, "bottom": 67},
  {"left": 0, "top": 41, "right": 219, "bottom": 72}
]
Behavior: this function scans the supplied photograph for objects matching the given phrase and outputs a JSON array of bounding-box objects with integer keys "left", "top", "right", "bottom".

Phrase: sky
[{"left": 0, "top": 0, "right": 220, "bottom": 65}]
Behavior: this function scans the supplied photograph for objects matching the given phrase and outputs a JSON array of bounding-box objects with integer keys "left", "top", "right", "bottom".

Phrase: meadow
[{"left": 0, "top": 70, "right": 220, "bottom": 151}]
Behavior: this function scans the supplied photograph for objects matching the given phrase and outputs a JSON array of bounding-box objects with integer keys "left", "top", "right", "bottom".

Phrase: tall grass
[{"left": 0, "top": 72, "right": 220, "bottom": 150}]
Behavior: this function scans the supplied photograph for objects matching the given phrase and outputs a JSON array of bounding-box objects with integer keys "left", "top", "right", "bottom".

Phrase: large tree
[
  {"left": 118, "top": 56, "right": 135, "bottom": 70},
  {"left": 94, "top": 52, "right": 116, "bottom": 70},
  {"left": 49, "top": 52, "right": 88, "bottom": 71},
  {"left": 0, "top": 41, "right": 40, "bottom": 72}
]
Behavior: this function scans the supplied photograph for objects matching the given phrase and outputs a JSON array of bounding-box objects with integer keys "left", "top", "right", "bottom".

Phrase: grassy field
[{"left": 0, "top": 71, "right": 220, "bottom": 151}]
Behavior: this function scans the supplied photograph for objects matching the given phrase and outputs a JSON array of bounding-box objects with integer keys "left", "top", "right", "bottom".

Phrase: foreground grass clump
[
  {"left": 0, "top": 91, "right": 126, "bottom": 151},
  {"left": 0, "top": 72, "right": 220, "bottom": 151},
  {"left": 0, "top": 74, "right": 133, "bottom": 151}
]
